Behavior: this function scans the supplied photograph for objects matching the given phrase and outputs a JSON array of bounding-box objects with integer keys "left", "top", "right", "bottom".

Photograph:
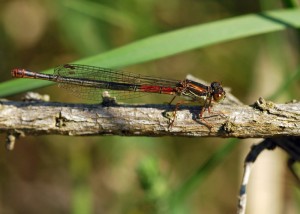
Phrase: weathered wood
[{"left": 0, "top": 97, "right": 299, "bottom": 138}]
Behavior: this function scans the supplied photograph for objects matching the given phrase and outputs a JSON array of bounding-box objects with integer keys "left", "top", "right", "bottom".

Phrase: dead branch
[{"left": 0, "top": 97, "right": 299, "bottom": 138}]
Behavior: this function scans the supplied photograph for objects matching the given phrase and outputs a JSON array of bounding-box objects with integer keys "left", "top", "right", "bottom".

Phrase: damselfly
[{"left": 11, "top": 64, "right": 226, "bottom": 125}]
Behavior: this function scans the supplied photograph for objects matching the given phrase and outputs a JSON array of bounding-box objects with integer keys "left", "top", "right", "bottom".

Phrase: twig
[{"left": 0, "top": 97, "right": 299, "bottom": 137}]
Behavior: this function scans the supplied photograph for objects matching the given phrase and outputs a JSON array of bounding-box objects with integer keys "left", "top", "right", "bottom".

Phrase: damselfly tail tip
[{"left": 11, "top": 68, "right": 24, "bottom": 78}]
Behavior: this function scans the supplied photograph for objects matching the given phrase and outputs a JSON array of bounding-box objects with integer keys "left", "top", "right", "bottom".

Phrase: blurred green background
[{"left": 0, "top": 0, "right": 300, "bottom": 214}]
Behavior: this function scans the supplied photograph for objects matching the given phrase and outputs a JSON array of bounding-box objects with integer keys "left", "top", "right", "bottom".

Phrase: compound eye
[{"left": 213, "top": 92, "right": 225, "bottom": 102}]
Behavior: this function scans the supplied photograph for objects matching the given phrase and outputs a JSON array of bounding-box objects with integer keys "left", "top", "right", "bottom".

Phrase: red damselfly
[{"left": 11, "top": 64, "right": 226, "bottom": 126}]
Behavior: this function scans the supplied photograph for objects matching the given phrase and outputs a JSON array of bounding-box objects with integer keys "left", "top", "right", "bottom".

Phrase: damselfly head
[{"left": 211, "top": 81, "right": 226, "bottom": 102}]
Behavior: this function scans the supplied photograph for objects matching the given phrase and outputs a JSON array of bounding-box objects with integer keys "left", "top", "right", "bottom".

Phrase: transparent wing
[{"left": 54, "top": 64, "right": 179, "bottom": 101}]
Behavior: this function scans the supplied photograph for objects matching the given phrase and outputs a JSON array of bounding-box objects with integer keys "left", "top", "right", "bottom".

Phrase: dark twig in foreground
[{"left": 237, "top": 137, "right": 300, "bottom": 214}]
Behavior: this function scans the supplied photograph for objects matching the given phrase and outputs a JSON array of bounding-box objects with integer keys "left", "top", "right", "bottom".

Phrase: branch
[{"left": 0, "top": 97, "right": 299, "bottom": 138}]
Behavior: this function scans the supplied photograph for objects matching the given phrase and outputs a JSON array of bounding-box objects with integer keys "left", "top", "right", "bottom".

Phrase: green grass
[{"left": 1, "top": 8, "right": 300, "bottom": 97}]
